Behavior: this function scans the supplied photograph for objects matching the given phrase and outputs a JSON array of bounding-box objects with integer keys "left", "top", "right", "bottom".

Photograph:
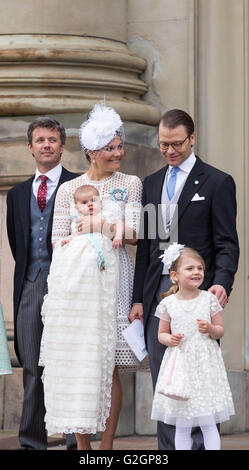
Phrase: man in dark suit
[
  {"left": 130, "top": 109, "right": 239, "bottom": 450},
  {"left": 7, "top": 117, "right": 78, "bottom": 450}
]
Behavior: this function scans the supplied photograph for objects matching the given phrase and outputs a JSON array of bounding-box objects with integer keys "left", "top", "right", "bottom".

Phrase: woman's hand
[
  {"left": 76, "top": 215, "right": 102, "bottom": 234},
  {"left": 129, "top": 304, "right": 143, "bottom": 323},
  {"left": 61, "top": 235, "right": 74, "bottom": 247}
]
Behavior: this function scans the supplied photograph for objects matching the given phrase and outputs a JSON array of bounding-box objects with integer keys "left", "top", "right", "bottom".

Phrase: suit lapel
[
  {"left": 176, "top": 157, "right": 208, "bottom": 221},
  {"left": 170, "top": 157, "right": 209, "bottom": 234}
]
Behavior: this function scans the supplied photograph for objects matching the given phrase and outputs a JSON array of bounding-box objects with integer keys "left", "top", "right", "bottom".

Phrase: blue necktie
[{"left": 167, "top": 167, "right": 179, "bottom": 200}]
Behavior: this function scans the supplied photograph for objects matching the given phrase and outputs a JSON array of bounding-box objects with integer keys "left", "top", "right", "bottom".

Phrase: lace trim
[{"left": 40, "top": 237, "right": 118, "bottom": 435}]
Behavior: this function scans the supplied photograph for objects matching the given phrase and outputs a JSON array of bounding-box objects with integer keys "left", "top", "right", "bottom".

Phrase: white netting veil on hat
[{"left": 79, "top": 103, "right": 125, "bottom": 152}]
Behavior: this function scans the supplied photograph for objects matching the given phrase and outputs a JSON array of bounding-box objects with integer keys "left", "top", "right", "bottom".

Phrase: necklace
[
  {"left": 176, "top": 292, "right": 202, "bottom": 312},
  {"left": 85, "top": 172, "right": 115, "bottom": 185}
]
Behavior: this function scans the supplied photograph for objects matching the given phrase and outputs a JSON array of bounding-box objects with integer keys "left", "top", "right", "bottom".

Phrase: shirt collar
[
  {"left": 35, "top": 163, "right": 62, "bottom": 182},
  {"left": 168, "top": 152, "right": 196, "bottom": 174}
]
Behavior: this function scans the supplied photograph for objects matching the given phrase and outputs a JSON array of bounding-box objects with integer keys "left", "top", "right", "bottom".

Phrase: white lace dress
[
  {"left": 51, "top": 171, "right": 142, "bottom": 371},
  {"left": 40, "top": 202, "right": 120, "bottom": 436},
  {"left": 151, "top": 291, "right": 235, "bottom": 428}
]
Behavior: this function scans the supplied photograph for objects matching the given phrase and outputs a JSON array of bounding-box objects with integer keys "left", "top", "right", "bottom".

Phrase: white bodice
[{"left": 52, "top": 172, "right": 142, "bottom": 243}]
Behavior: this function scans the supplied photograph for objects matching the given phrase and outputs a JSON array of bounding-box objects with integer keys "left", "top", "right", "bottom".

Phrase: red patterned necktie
[{"left": 37, "top": 175, "right": 48, "bottom": 212}]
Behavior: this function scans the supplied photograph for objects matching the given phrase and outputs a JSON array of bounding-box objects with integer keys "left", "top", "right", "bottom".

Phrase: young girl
[
  {"left": 151, "top": 243, "right": 235, "bottom": 450},
  {"left": 39, "top": 184, "right": 120, "bottom": 448}
]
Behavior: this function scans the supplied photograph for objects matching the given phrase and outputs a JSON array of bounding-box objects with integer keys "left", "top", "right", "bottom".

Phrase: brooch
[{"left": 110, "top": 187, "right": 127, "bottom": 202}]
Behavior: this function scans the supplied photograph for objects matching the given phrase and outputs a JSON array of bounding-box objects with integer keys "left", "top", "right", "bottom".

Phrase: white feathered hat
[{"left": 79, "top": 103, "right": 125, "bottom": 152}]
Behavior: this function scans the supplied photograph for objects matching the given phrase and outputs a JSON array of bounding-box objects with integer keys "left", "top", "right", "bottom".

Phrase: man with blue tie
[
  {"left": 129, "top": 109, "right": 239, "bottom": 450},
  {"left": 7, "top": 117, "right": 78, "bottom": 450}
]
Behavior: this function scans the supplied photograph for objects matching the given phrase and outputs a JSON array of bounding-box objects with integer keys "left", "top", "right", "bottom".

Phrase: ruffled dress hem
[{"left": 151, "top": 403, "right": 235, "bottom": 428}]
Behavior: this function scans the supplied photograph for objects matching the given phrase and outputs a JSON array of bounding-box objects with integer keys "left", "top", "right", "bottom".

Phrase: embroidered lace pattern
[
  {"left": 39, "top": 232, "right": 118, "bottom": 435},
  {"left": 52, "top": 172, "right": 143, "bottom": 370},
  {"left": 152, "top": 291, "right": 235, "bottom": 427}
]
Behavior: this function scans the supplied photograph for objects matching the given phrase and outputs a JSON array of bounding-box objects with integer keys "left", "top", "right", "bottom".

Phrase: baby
[{"left": 62, "top": 184, "right": 124, "bottom": 249}]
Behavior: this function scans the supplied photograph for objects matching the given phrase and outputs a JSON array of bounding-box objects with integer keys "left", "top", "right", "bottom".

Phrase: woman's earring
[
  {"left": 92, "top": 158, "right": 96, "bottom": 164},
  {"left": 170, "top": 277, "right": 176, "bottom": 284}
]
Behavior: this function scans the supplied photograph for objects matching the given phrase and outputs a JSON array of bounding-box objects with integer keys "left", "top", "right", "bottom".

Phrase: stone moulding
[{"left": 0, "top": 34, "right": 160, "bottom": 125}]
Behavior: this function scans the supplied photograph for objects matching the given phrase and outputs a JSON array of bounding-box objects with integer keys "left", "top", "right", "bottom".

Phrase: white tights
[{"left": 175, "top": 424, "right": 221, "bottom": 450}]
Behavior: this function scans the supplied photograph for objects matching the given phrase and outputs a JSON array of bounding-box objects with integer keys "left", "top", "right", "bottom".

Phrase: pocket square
[{"left": 191, "top": 193, "right": 205, "bottom": 201}]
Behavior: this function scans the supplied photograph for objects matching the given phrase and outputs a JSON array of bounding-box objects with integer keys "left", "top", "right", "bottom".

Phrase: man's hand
[
  {"left": 208, "top": 284, "right": 227, "bottom": 307},
  {"left": 129, "top": 304, "right": 143, "bottom": 324}
]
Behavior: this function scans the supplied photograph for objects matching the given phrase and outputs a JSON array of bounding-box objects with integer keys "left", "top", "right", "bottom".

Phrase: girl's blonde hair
[{"left": 161, "top": 247, "right": 205, "bottom": 299}]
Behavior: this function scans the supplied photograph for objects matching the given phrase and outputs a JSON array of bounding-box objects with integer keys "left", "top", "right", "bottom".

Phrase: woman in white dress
[{"left": 43, "top": 104, "right": 142, "bottom": 450}]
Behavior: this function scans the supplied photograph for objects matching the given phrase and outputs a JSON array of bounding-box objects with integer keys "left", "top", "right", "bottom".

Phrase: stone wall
[{"left": 0, "top": 0, "right": 248, "bottom": 436}]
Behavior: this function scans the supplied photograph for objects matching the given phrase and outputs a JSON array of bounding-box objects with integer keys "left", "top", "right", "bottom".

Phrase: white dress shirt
[
  {"left": 32, "top": 163, "right": 62, "bottom": 202},
  {"left": 161, "top": 152, "right": 196, "bottom": 274},
  {"left": 133, "top": 153, "right": 197, "bottom": 303},
  {"left": 166, "top": 151, "right": 196, "bottom": 192}
]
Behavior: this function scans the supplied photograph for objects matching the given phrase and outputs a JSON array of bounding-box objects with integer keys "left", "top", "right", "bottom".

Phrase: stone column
[
  {"left": 127, "top": 0, "right": 197, "bottom": 436},
  {"left": 196, "top": 0, "right": 249, "bottom": 432},
  {"left": 0, "top": 0, "right": 161, "bottom": 433}
]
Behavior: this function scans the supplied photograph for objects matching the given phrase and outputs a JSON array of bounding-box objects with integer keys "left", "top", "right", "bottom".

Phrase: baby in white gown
[
  {"left": 39, "top": 185, "right": 121, "bottom": 438},
  {"left": 70, "top": 184, "right": 125, "bottom": 252}
]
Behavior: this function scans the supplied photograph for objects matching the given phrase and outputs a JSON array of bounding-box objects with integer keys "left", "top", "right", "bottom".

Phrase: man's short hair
[
  {"left": 159, "top": 109, "right": 195, "bottom": 136},
  {"left": 27, "top": 117, "right": 66, "bottom": 146}
]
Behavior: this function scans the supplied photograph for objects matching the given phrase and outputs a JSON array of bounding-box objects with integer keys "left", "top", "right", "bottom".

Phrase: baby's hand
[
  {"left": 197, "top": 319, "right": 211, "bottom": 334},
  {"left": 112, "top": 237, "right": 123, "bottom": 249},
  {"left": 169, "top": 333, "right": 184, "bottom": 347},
  {"left": 61, "top": 235, "right": 73, "bottom": 247}
]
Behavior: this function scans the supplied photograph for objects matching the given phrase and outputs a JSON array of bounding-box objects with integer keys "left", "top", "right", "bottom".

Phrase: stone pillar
[
  {"left": 127, "top": 0, "right": 196, "bottom": 436},
  {"left": 196, "top": 0, "right": 249, "bottom": 433},
  {"left": 0, "top": 0, "right": 158, "bottom": 124},
  {"left": 128, "top": 0, "right": 196, "bottom": 116},
  {"left": 0, "top": 0, "right": 160, "bottom": 433}
]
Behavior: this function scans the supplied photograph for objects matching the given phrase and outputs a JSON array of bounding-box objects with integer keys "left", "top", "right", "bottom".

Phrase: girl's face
[
  {"left": 89, "top": 135, "right": 124, "bottom": 174},
  {"left": 171, "top": 255, "right": 204, "bottom": 291},
  {"left": 75, "top": 191, "right": 101, "bottom": 216}
]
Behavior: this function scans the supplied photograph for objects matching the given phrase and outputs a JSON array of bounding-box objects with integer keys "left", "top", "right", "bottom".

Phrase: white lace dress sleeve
[
  {"left": 209, "top": 292, "right": 223, "bottom": 317},
  {"left": 125, "top": 175, "right": 142, "bottom": 234},
  {"left": 155, "top": 298, "right": 171, "bottom": 322},
  {"left": 52, "top": 182, "right": 72, "bottom": 244}
]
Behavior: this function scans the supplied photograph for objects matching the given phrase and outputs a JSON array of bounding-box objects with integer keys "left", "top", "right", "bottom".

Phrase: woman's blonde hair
[{"left": 161, "top": 247, "right": 205, "bottom": 299}]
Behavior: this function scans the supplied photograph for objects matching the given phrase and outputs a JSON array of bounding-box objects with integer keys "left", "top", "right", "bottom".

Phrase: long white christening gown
[{"left": 40, "top": 171, "right": 142, "bottom": 436}]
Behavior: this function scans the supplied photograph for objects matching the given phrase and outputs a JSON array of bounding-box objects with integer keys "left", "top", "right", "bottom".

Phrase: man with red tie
[{"left": 6, "top": 117, "right": 78, "bottom": 450}]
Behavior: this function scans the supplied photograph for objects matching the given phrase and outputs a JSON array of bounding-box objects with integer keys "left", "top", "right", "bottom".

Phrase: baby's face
[{"left": 75, "top": 191, "right": 101, "bottom": 216}]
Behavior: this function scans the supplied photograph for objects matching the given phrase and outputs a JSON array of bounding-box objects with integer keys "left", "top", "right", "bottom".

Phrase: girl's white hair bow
[{"left": 159, "top": 243, "right": 185, "bottom": 271}]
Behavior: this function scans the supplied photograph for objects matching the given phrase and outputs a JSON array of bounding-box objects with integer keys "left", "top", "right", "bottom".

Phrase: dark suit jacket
[
  {"left": 6, "top": 167, "right": 79, "bottom": 360},
  {"left": 132, "top": 156, "right": 240, "bottom": 331}
]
